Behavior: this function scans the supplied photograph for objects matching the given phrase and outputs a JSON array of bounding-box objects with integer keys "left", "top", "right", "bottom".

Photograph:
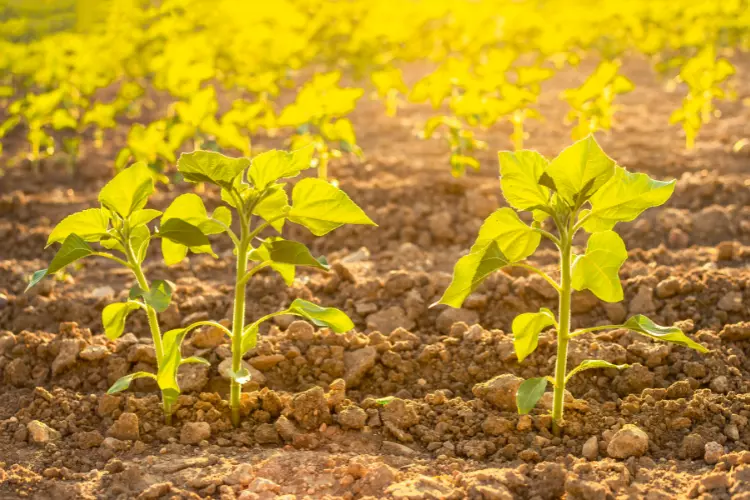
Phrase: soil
[{"left": 1, "top": 56, "right": 750, "bottom": 499}]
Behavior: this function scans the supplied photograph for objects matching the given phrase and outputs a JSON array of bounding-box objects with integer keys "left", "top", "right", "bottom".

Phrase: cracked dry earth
[{"left": 1, "top": 57, "right": 750, "bottom": 499}]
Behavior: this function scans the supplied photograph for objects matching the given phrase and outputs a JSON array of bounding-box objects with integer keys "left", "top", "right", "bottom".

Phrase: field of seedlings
[{"left": 1, "top": 1, "right": 750, "bottom": 499}]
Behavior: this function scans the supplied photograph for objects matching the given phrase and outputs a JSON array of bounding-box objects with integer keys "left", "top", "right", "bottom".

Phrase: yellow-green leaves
[
  {"left": 285, "top": 299, "right": 354, "bottom": 332},
  {"left": 46, "top": 208, "right": 109, "bottom": 247},
  {"left": 99, "top": 162, "right": 154, "bottom": 217},
  {"left": 249, "top": 237, "right": 329, "bottom": 285},
  {"left": 48, "top": 233, "right": 94, "bottom": 274},
  {"left": 498, "top": 150, "right": 550, "bottom": 211},
  {"left": 103, "top": 301, "right": 142, "bottom": 340},
  {"left": 437, "top": 208, "right": 540, "bottom": 307},
  {"left": 253, "top": 185, "right": 289, "bottom": 232},
  {"left": 512, "top": 308, "right": 556, "bottom": 362},
  {"left": 580, "top": 166, "right": 676, "bottom": 232},
  {"left": 129, "top": 280, "right": 174, "bottom": 313},
  {"left": 160, "top": 194, "right": 215, "bottom": 266},
  {"left": 516, "top": 377, "right": 547, "bottom": 415},
  {"left": 177, "top": 151, "right": 249, "bottom": 188},
  {"left": 289, "top": 178, "right": 376, "bottom": 236},
  {"left": 545, "top": 135, "right": 615, "bottom": 206},
  {"left": 248, "top": 147, "right": 313, "bottom": 190},
  {"left": 107, "top": 372, "right": 157, "bottom": 395},
  {"left": 565, "top": 360, "right": 629, "bottom": 383},
  {"left": 623, "top": 315, "right": 708, "bottom": 353},
  {"left": 129, "top": 209, "right": 162, "bottom": 229},
  {"left": 158, "top": 327, "right": 190, "bottom": 406},
  {"left": 572, "top": 230, "right": 627, "bottom": 302}
]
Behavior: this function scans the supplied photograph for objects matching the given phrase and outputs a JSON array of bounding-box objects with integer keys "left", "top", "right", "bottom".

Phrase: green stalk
[
  {"left": 318, "top": 151, "right": 329, "bottom": 181},
  {"left": 127, "top": 249, "right": 171, "bottom": 423},
  {"left": 230, "top": 226, "right": 249, "bottom": 427},
  {"left": 552, "top": 233, "right": 572, "bottom": 435}
]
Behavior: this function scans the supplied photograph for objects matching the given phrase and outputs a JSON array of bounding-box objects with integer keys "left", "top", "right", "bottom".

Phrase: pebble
[
  {"left": 107, "top": 412, "right": 140, "bottom": 441},
  {"left": 704, "top": 441, "right": 724, "bottom": 464},
  {"left": 27, "top": 420, "right": 61, "bottom": 444},
  {"left": 582, "top": 436, "right": 599, "bottom": 460},
  {"left": 607, "top": 424, "right": 649, "bottom": 458},
  {"left": 180, "top": 422, "right": 211, "bottom": 445},
  {"left": 80, "top": 345, "right": 110, "bottom": 361},
  {"left": 472, "top": 374, "right": 523, "bottom": 411}
]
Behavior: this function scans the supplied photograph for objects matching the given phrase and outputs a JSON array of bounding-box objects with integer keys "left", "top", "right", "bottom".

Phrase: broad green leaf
[
  {"left": 129, "top": 225, "right": 152, "bottom": 263},
  {"left": 248, "top": 146, "right": 314, "bottom": 189},
  {"left": 47, "top": 209, "right": 109, "bottom": 247},
  {"left": 253, "top": 185, "right": 289, "bottom": 232},
  {"left": 248, "top": 237, "right": 296, "bottom": 285},
  {"left": 102, "top": 301, "right": 141, "bottom": 340},
  {"left": 498, "top": 150, "right": 551, "bottom": 211},
  {"left": 436, "top": 208, "right": 541, "bottom": 307},
  {"left": 107, "top": 371, "right": 156, "bottom": 394},
  {"left": 25, "top": 269, "right": 48, "bottom": 292},
  {"left": 177, "top": 151, "right": 249, "bottom": 188},
  {"left": 129, "top": 209, "right": 162, "bottom": 228},
  {"left": 513, "top": 308, "right": 556, "bottom": 362},
  {"left": 181, "top": 356, "right": 210, "bottom": 366},
  {"left": 129, "top": 280, "right": 173, "bottom": 313},
  {"left": 48, "top": 234, "right": 94, "bottom": 274},
  {"left": 581, "top": 166, "right": 676, "bottom": 232},
  {"left": 516, "top": 377, "right": 547, "bottom": 415},
  {"left": 159, "top": 218, "right": 209, "bottom": 247},
  {"left": 285, "top": 299, "right": 354, "bottom": 332},
  {"left": 240, "top": 324, "right": 258, "bottom": 356},
  {"left": 571, "top": 231, "right": 627, "bottom": 302},
  {"left": 198, "top": 206, "right": 232, "bottom": 235},
  {"left": 545, "top": 135, "right": 615, "bottom": 206},
  {"left": 161, "top": 194, "right": 215, "bottom": 265},
  {"left": 623, "top": 315, "right": 708, "bottom": 353},
  {"left": 259, "top": 238, "right": 329, "bottom": 271},
  {"left": 288, "top": 178, "right": 376, "bottom": 235},
  {"left": 99, "top": 162, "right": 154, "bottom": 217},
  {"left": 566, "top": 359, "right": 629, "bottom": 383},
  {"left": 158, "top": 328, "right": 189, "bottom": 396}
]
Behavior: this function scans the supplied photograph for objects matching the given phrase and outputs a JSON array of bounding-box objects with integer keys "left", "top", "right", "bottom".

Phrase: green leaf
[
  {"left": 545, "top": 135, "right": 615, "bottom": 206},
  {"left": 158, "top": 327, "right": 190, "bottom": 397},
  {"left": 248, "top": 147, "right": 314, "bottom": 190},
  {"left": 25, "top": 269, "right": 48, "bottom": 292},
  {"left": 129, "top": 209, "right": 162, "bottom": 228},
  {"left": 498, "top": 150, "right": 551, "bottom": 211},
  {"left": 623, "top": 315, "right": 708, "bottom": 353},
  {"left": 160, "top": 194, "right": 215, "bottom": 266},
  {"left": 285, "top": 299, "right": 354, "bottom": 332},
  {"left": 436, "top": 208, "right": 541, "bottom": 307},
  {"left": 47, "top": 208, "right": 109, "bottom": 247},
  {"left": 129, "top": 280, "right": 174, "bottom": 313},
  {"left": 102, "top": 301, "right": 141, "bottom": 340},
  {"left": 571, "top": 230, "right": 627, "bottom": 302},
  {"left": 288, "top": 178, "right": 376, "bottom": 236},
  {"left": 260, "top": 238, "right": 329, "bottom": 271},
  {"left": 513, "top": 308, "right": 556, "bottom": 363},
  {"left": 129, "top": 225, "right": 151, "bottom": 263},
  {"left": 253, "top": 185, "right": 289, "bottom": 232},
  {"left": 107, "top": 371, "right": 156, "bottom": 394},
  {"left": 177, "top": 151, "right": 250, "bottom": 188},
  {"left": 565, "top": 359, "right": 629, "bottom": 383},
  {"left": 516, "top": 377, "right": 547, "bottom": 415},
  {"left": 198, "top": 206, "right": 232, "bottom": 235},
  {"left": 248, "top": 237, "right": 296, "bottom": 285},
  {"left": 240, "top": 324, "right": 258, "bottom": 356},
  {"left": 581, "top": 166, "right": 676, "bottom": 232},
  {"left": 48, "top": 234, "right": 94, "bottom": 274},
  {"left": 159, "top": 218, "right": 210, "bottom": 247},
  {"left": 181, "top": 356, "right": 210, "bottom": 366},
  {"left": 98, "top": 162, "right": 155, "bottom": 217}
]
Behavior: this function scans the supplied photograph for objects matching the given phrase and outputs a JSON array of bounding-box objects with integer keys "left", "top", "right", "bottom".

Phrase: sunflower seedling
[
  {"left": 176, "top": 147, "right": 376, "bottom": 425},
  {"left": 435, "top": 135, "right": 707, "bottom": 433},
  {"left": 26, "top": 162, "right": 225, "bottom": 424}
]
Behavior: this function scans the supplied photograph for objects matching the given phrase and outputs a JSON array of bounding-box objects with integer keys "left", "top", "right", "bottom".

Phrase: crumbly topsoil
[{"left": 1, "top": 57, "right": 749, "bottom": 499}]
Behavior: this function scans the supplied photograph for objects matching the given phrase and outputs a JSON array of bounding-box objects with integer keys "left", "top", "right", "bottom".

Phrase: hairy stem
[
  {"left": 552, "top": 235, "right": 572, "bottom": 435},
  {"left": 230, "top": 223, "right": 250, "bottom": 427}
]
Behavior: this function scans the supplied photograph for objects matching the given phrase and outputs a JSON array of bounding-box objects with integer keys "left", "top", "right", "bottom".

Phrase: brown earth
[{"left": 0, "top": 55, "right": 749, "bottom": 499}]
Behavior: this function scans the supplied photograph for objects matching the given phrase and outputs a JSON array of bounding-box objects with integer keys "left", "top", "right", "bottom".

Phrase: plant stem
[
  {"left": 230, "top": 229, "right": 249, "bottom": 427},
  {"left": 319, "top": 152, "right": 329, "bottom": 181},
  {"left": 552, "top": 235, "right": 572, "bottom": 435}
]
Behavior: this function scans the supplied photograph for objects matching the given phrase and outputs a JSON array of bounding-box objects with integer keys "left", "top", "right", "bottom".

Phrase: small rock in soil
[
  {"left": 472, "top": 374, "right": 523, "bottom": 411},
  {"left": 249, "top": 354, "right": 286, "bottom": 371},
  {"left": 191, "top": 323, "right": 227, "bottom": 348},
  {"left": 436, "top": 308, "right": 479, "bottom": 333},
  {"left": 681, "top": 433, "right": 706, "bottom": 460},
  {"left": 338, "top": 405, "right": 368, "bottom": 430},
  {"left": 704, "top": 441, "right": 724, "bottom": 464},
  {"left": 607, "top": 424, "right": 649, "bottom": 458},
  {"left": 107, "top": 412, "right": 140, "bottom": 441},
  {"left": 582, "top": 436, "right": 599, "bottom": 460},
  {"left": 344, "top": 346, "right": 377, "bottom": 388},
  {"left": 181, "top": 422, "right": 211, "bottom": 445},
  {"left": 79, "top": 345, "right": 109, "bottom": 361},
  {"left": 291, "top": 386, "right": 331, "bottom": 430},
  {"left": 287, "top": 320, "right": 315, "bottom": 341},
  {"left": 254, "top": 423, "right": 280, "bottom": 444},
  {"left": 367, "top": 306, "right": 415, "bottom": 333},
  {"left": 51, "top": 338, "right": 82, "bottom": 376},
  {"left": 27, "top": 420, "right": 60, "bottom": 444}
]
